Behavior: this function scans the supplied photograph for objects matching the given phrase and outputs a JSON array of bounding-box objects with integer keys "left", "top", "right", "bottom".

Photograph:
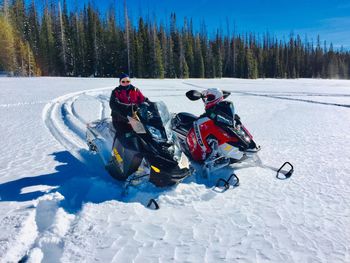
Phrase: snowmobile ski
[
  {"left": 147, "top": 198, "right": 160, "bottom": 210},
  {"left": 215, "top": 173, "right": 240, "bottom": 192},
  {"left": 276, "top": 162, "right": 294, "bottom": 179}
]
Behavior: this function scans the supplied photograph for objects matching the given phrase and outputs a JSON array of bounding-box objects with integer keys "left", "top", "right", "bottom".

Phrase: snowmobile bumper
[
  {"left": 244, "top": 145, "right": 261, "bottom": 153},
  {"left": 105, "top": 158, "right": 128, "bottom": 181},
  {"left": 149, "top": 162, "right": 191, "bottom": 187}
]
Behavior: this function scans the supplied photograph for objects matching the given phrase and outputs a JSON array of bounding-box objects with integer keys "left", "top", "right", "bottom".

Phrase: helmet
[{"left": 202, "top": 88, "right": 223, "bottom": 109}]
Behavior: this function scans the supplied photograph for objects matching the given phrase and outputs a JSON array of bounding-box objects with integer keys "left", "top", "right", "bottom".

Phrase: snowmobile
[
  {"left": 171, "top": 89, "right": 261, "bottom": 178},
  {"left": 86, "top": 101, "right": 191, "bottom": 187}
]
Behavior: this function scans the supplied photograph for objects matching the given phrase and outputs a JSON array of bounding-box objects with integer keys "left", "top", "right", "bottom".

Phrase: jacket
[{"left": 109, "top": 84, "right": 147, "bottom": 122}]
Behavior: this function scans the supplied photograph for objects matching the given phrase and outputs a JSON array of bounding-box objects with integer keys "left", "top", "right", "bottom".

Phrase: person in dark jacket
[{"left": 109, "top": 73, "right": 148, "bottom": 137}]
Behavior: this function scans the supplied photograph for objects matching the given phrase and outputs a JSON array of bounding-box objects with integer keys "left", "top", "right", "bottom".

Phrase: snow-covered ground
[{"left": 0, "top": 77, "right": 350, "bottom": 262}]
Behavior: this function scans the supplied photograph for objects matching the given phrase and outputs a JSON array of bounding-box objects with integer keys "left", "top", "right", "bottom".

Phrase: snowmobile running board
[{"left": 276, "top": 162, "right": 294, "bottom": 179}]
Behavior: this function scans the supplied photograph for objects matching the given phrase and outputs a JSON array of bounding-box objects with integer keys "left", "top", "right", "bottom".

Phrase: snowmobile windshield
[
  {"left": 137, "top": 101, "right": 172, "bottom": 142},
  {"left": 137, "top": 102, "right": 166, "bottom": 126},
  {"left": 137, "top": 101, "right": 170, "bottom": 126},
  {"left": 213, "top": 101, "right": 235, "bottom": 126},
  {"left": 155, "top": 101, "right": 171, "bottom": 125},
  {"left": 154, "top": 101, "right": 175, "bottom": 143}
]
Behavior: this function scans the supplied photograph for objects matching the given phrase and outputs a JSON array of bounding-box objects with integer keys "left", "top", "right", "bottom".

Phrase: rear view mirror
[
  {"left": 222, "top": 90, "right": 231, "bottom": 99},
  {"left": 186, "top": 90, "right": 203, "bottom": 101}
]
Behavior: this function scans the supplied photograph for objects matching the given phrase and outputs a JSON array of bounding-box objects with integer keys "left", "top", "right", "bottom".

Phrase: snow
[{"left": 1, "top": 77, "right": 350, "bottom": 262}]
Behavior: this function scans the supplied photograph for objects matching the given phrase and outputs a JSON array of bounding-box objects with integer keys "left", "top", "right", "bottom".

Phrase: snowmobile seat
[{"left": 173, "top": 112, "right": 197, "bottom": 135}]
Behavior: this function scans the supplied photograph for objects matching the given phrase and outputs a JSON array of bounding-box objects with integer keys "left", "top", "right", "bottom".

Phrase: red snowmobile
[{"left": 171, "top": 88, "right": 260, "bottom": 177}]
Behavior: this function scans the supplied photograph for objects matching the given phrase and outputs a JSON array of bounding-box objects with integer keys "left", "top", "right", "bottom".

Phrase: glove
[
  {"left": 147, "top": 110, "right": 153, "bottom": 119},
  {"left": 130, "top": 104, "right": 139, "bottom": 112}
]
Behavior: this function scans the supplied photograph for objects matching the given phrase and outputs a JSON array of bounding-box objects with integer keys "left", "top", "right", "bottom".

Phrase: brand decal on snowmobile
[
  {"left": 151, "top": 165, "right": 160, "bottom": 173},
  {"left": 224, "top": 144, "right": 233, "bottom": 151},
  {"left": 113, "top": 148, "right": 123, "bottom": 163},
  {"left": 193, "top": 118, "right": 209, "bottom": 152}
]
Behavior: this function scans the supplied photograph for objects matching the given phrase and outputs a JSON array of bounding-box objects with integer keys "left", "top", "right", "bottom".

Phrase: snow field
[{"left": 0, "top": 78, "right": 350, "bottom": 262}]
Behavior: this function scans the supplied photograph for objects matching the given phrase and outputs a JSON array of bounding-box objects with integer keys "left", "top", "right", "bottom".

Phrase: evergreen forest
[{"left": 1, "top": 0, "right": 350, "bottom": 79}]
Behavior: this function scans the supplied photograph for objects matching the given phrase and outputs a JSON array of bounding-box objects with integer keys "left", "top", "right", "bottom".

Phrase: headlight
[
  {"left": 244, "top": 135, "right": 251, "bottom": 142},
  {"left": 146, "top": 125, "right": 166, "bottom": 141}
]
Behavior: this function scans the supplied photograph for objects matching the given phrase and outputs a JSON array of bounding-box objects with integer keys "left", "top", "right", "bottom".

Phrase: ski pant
[{"left": 112, "top": 120, "right": 133, "bottom": 139}]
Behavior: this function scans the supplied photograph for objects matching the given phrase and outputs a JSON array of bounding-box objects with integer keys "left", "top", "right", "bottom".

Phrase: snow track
[
  {"left": 184, "top": 81, "right": 350, "bottom": 108},
  {"left": 42, "top": 87, "right": 112, "bottom": 164}
]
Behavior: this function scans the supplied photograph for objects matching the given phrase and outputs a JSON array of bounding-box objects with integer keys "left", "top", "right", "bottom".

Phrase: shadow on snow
[
  {"left": 0, "top": 151, "right": 238, "bottom": 214},
  {"left": 0, "top": 151, "right": 177, "bottom": 213}
]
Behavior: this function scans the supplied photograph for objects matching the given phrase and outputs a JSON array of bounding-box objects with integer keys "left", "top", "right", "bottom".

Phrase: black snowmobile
[{"left": 86, "top": 101, "right": 190, "bottom": 187}]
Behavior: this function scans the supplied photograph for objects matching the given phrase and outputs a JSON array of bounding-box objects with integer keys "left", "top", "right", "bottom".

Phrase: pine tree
[
  {"left": 193, "top": 35, "right": 204, "bottom": 78},
  {"left": 39, "top": 5, "right": 55, "bottom": 75},
  {"left": 236, "top": 38, "right": 245, "bottom": 78},
  {"left": 103, "top": 8, "right": 121, "bottom": 77},
  {"left": 326, "top": 43, "right": 339, "bottom": 78},
  {"left": 134, "top": 24, "right": 144, "bottom": 77},
  {"left": 16, "top": 39, "right": 38, "bottom": 76},
  {"left": 85, "top": 3, "right": 98, "bottom": 76},
  {"left": 314, "top": 35, "right": 323, "bottom": 78},
  {"left": 70, "top": 10, "right": 86, "bottom": 76},
  {"left": 10, "top": 0, "right": 26, "bottom": 39},
  {"left": 170, "top": 13, "right": 181, "bottom": 77},
  {"left": 183, "top": 18, "right": 194, "bottom": 77},
  {"left": 124, "top": 0, "right": 131, "bottom": 76},
  {"left": 159, "top": 25, "right": 168, "bottom": 78},
  {"left": 151, "top": 25, "right": 164, "bottom": 78},
  {"left": 0, "top": 14, "right": 16, "bottom": 73},
  {"left": 205, "top": 43, "right": 215, "bottom": 78},
  {"left": 139, "top": 18, "right": 152, "bottom": 78},
  {"left": 213, "top": 32, "right": 223, "bottom": 78},
  {"left": 245, "top": 47, "right": 258, "bottom": 79},
  {"left": 178, "top": 33, "right": 189, "bottom": 78},
  {"left": 27, "top": 0, "right": 40, "bottom": 58},
  {"left": 57, "top": 1, "right": 68, "bottom": 74},
  {"left": 166, "top": 34, "right": 176, "bottom": 78}
]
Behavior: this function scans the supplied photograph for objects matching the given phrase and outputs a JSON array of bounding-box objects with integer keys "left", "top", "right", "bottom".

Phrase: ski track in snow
[
  {"left": 0, "top": 101, "right": 48, "bottom": 108},
  {"left": 1, "top": 78, "right": 350, "bottom": 262},
  {"left": 183, "top": 82, "right": 350, "bottom": 108},
  {"left": 41, "top": 87, "right": 113, "bottom": 164},
  {"left": 237, "top": 91, "right": 350, "bottom": 108},
  {"left": 14, "top": 87, "right": 115, "bottom": 262}
]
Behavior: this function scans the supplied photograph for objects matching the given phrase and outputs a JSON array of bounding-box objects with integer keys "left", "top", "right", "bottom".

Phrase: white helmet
[{"left": 202, "top": 88, "right": 224, "bottom": 109}]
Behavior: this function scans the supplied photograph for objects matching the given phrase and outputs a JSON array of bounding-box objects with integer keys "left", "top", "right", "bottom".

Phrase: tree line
[{"left": 1, "top": 0, "right": 350, "bottom": 79}]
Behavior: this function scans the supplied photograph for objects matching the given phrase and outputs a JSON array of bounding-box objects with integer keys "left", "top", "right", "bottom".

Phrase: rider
[
  {"left": 202, "top": 88, "right": 224, "bottom": 111},
  {"left": 109, "top": 73, "right": 148, "bottom": 137},
  {"left": 201, "top": 88, "right": 241, "bottom": 125}
]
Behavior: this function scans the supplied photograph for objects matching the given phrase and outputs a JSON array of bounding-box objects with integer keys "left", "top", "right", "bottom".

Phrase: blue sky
[{"left": 67, "top": 0, "right": 350, "bottom": 49}]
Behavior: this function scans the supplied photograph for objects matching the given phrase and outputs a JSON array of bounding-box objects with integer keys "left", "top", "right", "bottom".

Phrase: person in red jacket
[{"left": 109, "top": 73, "right": 148, "bottom": 137}]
